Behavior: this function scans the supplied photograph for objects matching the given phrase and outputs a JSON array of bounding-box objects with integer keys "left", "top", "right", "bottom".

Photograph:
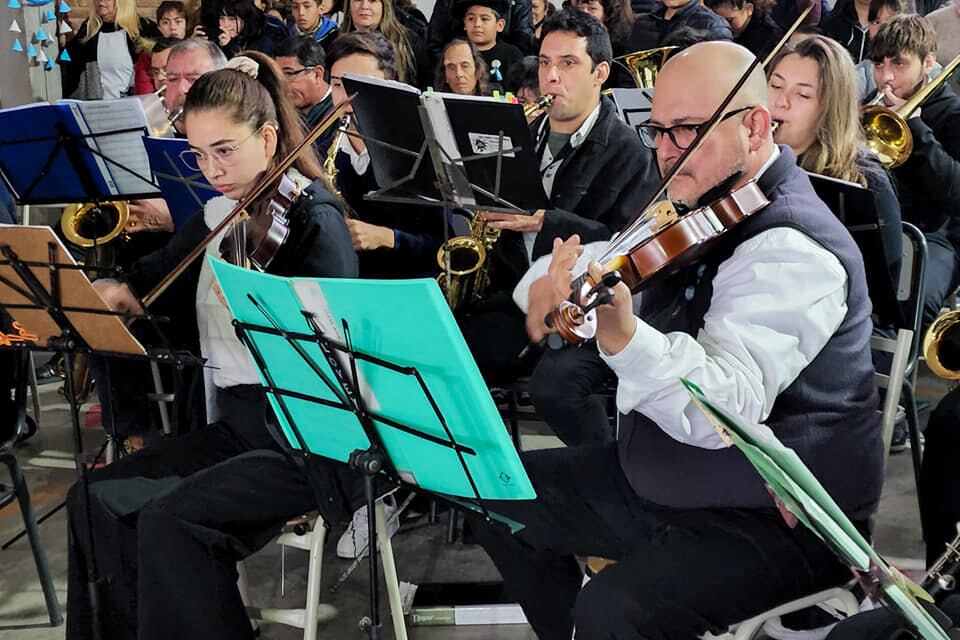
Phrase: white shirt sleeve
[
  {"left": 512, "top": 240, "right": 609, "bottom": 313},
  {"left": 599, "top": 227, "right": 849, "bottom": 450},
  {"left": 340, "top": 137, "right": 371, "bottom": 176}
]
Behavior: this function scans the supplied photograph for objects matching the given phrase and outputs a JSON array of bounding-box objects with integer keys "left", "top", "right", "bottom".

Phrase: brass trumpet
[
  {"left": 60, "top": 201, "right": 129, "bottom": 248},
  {"left": 614, "top": 46, "right": 677, "bottom": 89},
  {"left": 136, "top": 85, "right": 182, "bottom": 138},
  {"left": 862, "top": 53, "right": 960, "bottom": 168},
  {"left": 923, "top": 309, "right": 960, "bottom": 380}
]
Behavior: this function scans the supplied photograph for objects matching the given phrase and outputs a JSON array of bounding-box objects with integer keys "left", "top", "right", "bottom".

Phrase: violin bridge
[{"left": 646, "top": 201, "right": 680, "bottom": 233}]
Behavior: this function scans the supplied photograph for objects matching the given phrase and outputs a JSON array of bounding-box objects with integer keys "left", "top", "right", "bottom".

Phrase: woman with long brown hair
[
  {"left": 341, "top": 0, "right": 432, "bottom": 85},
  {"left": 767, "top": 34, "right": 902, "bottom": 297},
  {"left": 66, "top": 51, "right": 358, "bottom": 639}
]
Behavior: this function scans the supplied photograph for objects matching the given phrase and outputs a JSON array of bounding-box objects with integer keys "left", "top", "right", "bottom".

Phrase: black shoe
[{"left": 890, "top": 408, "right": 908, "bottom": 454}]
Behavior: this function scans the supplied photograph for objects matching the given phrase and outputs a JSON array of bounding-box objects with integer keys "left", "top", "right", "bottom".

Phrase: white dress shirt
[{"left": 514, "top": 147, "right": 850, "bottom": 450}]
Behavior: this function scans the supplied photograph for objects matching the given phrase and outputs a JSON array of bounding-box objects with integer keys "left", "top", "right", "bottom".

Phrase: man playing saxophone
[
  {"left": 865, "top": 15, "right": 960, "bottom": 329},
  {"left": 325, "top": 32, "right": 447, "bottom": 278},
  {"left": 458, "top": 7, "right": 659, "bottom": 381}
]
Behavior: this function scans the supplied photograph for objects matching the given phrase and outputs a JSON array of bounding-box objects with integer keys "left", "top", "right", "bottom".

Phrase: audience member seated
[
  {"left": 706, "top": 0, "right": 784, "bottom": 59},
  {"left": 275, "top": 35, "right": 337, "bottom": 155},
  {"left": 453, "top": 0, "right": 525, "bottom": 85},
  {"left": 928, "top": 0, "right": 960, "bottom": 93},
  {"left": 533, "top": 0, "right": 557, "bottom": 39},
  {"left": 287, "top": 0, "right": 339, "bottom": 44},
  {"left": 628, "top": 0, "right": 732, "bottom": 51},
  {"left": 61, "top": 0, "right": 160, "bottom": 99},
  {"left": 569, "top": 0, "right": 636, "bottom": 88},
  {"left": 428, "top": 0, "right": 535, "bottom": 62},
  {"left": 341, "top": 0, "right": 433, "bottom": 86},
  {"left": 435, "top": 38, "right": 491, "bottom": 94},
  {"left": 504, "top": 54, "right": 545, "bottom": 120},
  {"left": 199, "top": 0, "right": 291, "bottom": 58}
]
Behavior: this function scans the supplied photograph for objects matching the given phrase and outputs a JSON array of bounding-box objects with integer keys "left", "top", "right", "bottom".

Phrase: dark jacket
[
  {"left": 888, "top": 84, "right": 960, "bottom": 249},
  {"left": 628, "top": 0, "right": 732, "bottom": 51},
  {"left": 821, "top": 0, "right": 869, "bottom": 62},
  {"left": 770, "top": 0, "right": 825, "bottom": 30},
  {"left": 735, "top": 10, "right": 784, "bottom": 61},
  {"left": 304, "top": 92, "right": 337, "bottom": 158},
  {"left": 427, "top": 0, "right": 536, "bottom": 62},
  {"left": 125, "top": 180, "right": 358, "bottom": 351},
  {"left": 487, "top": 96, "right": 660, "bottom": 292},
  {"left": 334, "top": 151, "right": 447, "bottom": 279},
  {"left": 61, "top": 18, "right": 160, "bottom": 99},
  {"left": 620, "top": 147, "right": 882, "bottom": 520}
]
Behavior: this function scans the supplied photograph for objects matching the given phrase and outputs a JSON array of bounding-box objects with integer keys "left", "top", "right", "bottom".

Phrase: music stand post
[{"left": 232, "top": 293, "right": 498, "bottom": 639}]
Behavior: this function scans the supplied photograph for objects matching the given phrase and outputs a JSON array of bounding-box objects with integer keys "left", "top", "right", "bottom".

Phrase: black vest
[{"left": 618, "top": 147, "right": 883, "bottom": 520}]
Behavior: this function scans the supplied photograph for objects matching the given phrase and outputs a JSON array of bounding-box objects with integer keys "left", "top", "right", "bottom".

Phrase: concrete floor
[{"left": 0, "top": 369, "right": 946, "bottom": 640}]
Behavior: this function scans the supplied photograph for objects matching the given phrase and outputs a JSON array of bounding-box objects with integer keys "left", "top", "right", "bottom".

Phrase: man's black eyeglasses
[
  {"left": 638, "top": 106, "right": 755, "bottom": 151},
  {"left": 282, "top": 66, "right": 317, "bottom": 77}
]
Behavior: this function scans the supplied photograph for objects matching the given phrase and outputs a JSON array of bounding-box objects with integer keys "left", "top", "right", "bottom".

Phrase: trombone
[{"left": 862, "top": 53, "right": 960, "bottom": 168}]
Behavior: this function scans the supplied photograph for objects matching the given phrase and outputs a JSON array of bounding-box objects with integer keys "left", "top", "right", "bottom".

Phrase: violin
[
  {"left": 139, "top": 97, "right": 352, "bottom": 309},
  {"left": 547, "top": 182, "right": 770, "bottom": 346},
  {"left": 538, "top": 6, "right": 811, "bottom": 348},
  {"left": 219, "top": 173, "right": 302, "bottom": 271}
]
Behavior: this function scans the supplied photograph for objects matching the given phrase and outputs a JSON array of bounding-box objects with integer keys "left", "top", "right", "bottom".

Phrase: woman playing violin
[{"left": 66, "top": 52, "right": 361, "bottom": 640}]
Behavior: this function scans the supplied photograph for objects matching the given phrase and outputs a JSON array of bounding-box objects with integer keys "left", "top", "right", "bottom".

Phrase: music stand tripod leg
[{"left": 348, "top": 447, "right": 385, "bottom": 640}]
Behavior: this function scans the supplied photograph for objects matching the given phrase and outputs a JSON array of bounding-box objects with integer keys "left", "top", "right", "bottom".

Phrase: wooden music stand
[{"left": 0, "top": 224, "right": 146, "bottom": 640}]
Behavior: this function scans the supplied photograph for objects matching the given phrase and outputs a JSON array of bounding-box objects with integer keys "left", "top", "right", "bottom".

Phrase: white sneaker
[{"left": 336, "top": 496, "right": 400, "bottom": 559}]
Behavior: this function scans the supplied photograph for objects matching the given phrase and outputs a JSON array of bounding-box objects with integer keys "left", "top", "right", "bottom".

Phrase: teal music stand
[
  {"left": 210, "top": 258, "right": 534, "bottom": 638},
  {"left": 683, "top": 379, "right": 950, "bottom": 639}
]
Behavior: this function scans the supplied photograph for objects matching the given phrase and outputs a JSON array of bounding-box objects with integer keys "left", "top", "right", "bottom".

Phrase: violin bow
[
  {"left": 600, "top": 4, "right": 812, "bottom": 265},
  {"left": 141, "top": 95, "right": 355, "bottom": 308}
]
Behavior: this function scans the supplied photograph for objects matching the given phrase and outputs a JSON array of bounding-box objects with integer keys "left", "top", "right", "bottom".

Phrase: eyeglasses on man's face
[{"left": 638, "top": 106, "right": 754, "bottom": 151}]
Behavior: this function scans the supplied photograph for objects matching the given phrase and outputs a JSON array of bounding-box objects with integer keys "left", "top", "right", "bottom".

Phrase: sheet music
[
  {"left": 422, "top": 93, "right": 477, "bottom": 206},
  {"left": 68, "top": 98, "right": 158, "bottom": 196},
  {"left": 291, "top": 280, "right": 381, "bottom": 411}
]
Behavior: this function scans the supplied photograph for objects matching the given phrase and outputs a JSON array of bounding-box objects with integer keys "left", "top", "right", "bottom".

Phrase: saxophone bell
[{"left": 436, "top": 210, "right": 501, "bottom": 312}]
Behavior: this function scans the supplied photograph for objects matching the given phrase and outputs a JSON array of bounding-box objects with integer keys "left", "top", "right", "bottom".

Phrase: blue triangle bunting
[
  {"left": 58, "top": 47, "right": 70, "bottom": 61},
  {"left": 37, "top": 26, "right": 48, "bottom": 40},
  {"left": 45, "top": 58, "right": 54, "bottom": 70},
  {"left": 11, "top": 38, "right": 23, "bottom": 52},
  {"left": 44, "top": 8, "right": 55, "bottom": 20},
  {"left": 58, "top": 0, "right": 69, "bottom": 11},
  {"left": 7, "top": 0, "right": 21, "bottom": 8},
  {"left": 26, "top": 42, "right": 36, "bottom": 57}
]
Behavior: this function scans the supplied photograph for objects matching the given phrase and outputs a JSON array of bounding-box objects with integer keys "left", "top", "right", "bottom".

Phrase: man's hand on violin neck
[{"left": 589, "top": 260, "right": 635, "bottom": 357}]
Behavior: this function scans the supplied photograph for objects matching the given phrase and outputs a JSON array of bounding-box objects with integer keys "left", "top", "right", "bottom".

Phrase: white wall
[{"left": 0, "top": 3, "right": 62, "bottom": 108}]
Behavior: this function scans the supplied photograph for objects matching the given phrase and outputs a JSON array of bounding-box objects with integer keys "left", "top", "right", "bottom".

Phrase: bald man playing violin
[{"left": 467, "top": 41, "right": 883, "bottom": 640}]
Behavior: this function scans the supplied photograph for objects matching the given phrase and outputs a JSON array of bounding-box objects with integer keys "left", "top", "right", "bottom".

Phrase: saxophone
[
  {"left": 436, "top": 96, "right": 554, "bottom": 311},
  {"left": 923, "top": 525, "right": 960, "bottom": 604},
  {"left": 324, "top": 114, "right": 352, "bottom": 214},
  {"left": 436, "top": 211, "right": 501, "bottom": 313}
]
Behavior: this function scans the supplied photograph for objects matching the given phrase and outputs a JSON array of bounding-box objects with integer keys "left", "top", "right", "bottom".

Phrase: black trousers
[
  {"left": 66, "top": 385, "right": 367, "bottom": 640},
  {"left": 528, "top": 345, "right": 615, "bottom": 445},
  {"left": 920, "top": 386, "right": 960, "bottom": 566},
  {"left": 824, "top": 595, "right": 960, "bottom": 639},
  {"left": 467, "top": 443, "right": 854, "bottom": 640}
]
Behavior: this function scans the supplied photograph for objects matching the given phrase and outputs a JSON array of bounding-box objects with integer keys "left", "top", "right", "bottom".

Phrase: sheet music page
[
  {"left": 64, "top": 101, "right": 117, "bottom": 196},
  {"left": 421, "top": 93, "right": 476, "bottom": 205},
  {"left": 291, "top": 279, "right": 381, "bottom": 411},
  {"left": 69, "top": 98, "right": 158, "bottom": 196}
]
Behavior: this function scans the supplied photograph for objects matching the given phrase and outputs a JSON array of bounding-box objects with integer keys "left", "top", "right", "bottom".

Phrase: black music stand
[
  {"left": 342, "top": 75, "right": 549, "bottom": 214},
  {"left": 809, "top": 172, "right": 904, "bottom": 328}
]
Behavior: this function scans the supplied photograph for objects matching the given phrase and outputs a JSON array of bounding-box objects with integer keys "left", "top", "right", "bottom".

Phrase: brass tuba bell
[
  {"left": 923, "top": 309, "right": 960, "bottom": 380},
  {"left": 60, "top": 201, "right": 130, "bottom": 248},
  {"left": 613, "top": 46, "right": 677, "bottom": 89},
  {"left": 862, "top": 53, "right": 960, "bottom": 169}
]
